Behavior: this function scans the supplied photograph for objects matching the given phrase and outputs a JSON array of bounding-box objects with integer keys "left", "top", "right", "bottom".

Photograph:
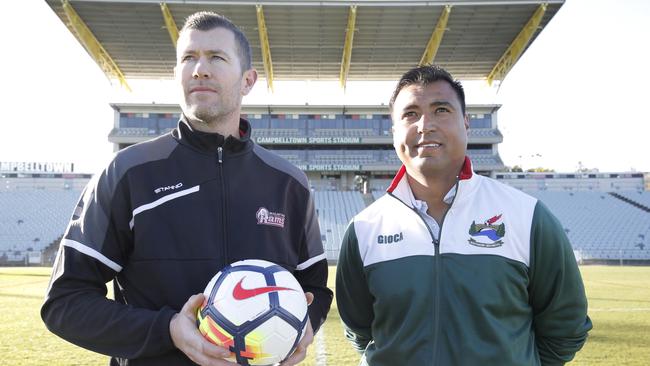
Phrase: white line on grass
[{"left": 315, "top": 327, "right": 327, "bottom": 366}]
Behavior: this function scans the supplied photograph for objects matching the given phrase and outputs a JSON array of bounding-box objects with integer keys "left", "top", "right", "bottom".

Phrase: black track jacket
[{"left": 41, "top": 118, "right": 333, "bottom": 365}]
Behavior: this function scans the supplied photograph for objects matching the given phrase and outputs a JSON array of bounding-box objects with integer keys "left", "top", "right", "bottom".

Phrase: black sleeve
[
  {"left": 294, "top": 191, "right": 333, "bottom": 332},
  {"left": 41, "top": 164, "right": 177, "bottom": 359},
  {"left": 294, "top": 259, "right": 333, "bottom": 332}
]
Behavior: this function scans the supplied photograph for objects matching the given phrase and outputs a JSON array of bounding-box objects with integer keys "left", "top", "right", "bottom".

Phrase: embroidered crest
[
  {"left": 468, "top": 214, "right": 505, "bottom": 248},
  {"left": 256, "top": 207, "right": 285, "bottom": 228}
]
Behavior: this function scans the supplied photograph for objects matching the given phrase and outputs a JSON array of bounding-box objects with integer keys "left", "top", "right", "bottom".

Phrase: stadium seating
[
  {"left": 0, "top": 190, "right": 81, "bottom": 262},
  {"left": 114, "top": 112, "right": 505, "bottom": 142},
  {"left": 313, "top": 190, "right": 366, "bottom": 261},
  {"left": 468, "top": 115, "right": 492, "bottom": 129},
  {"left": 310, "top": 150, "right": 377, "bottom": 165},
  {"left": 252, "top": 128, "right": 303, "bottom": 137},
  {"left": 468, "top": 129, "right": 502, "bottom": 139},
  {"left": 111, "top": 127, "right": 152, "bottom": 137},
  {"left": 528, "top": 191, "right": 650, "bottom": 260},
  {"left": 271, "top": 148, "right": 502, "bottom": 171},
  {"left": 382, "top": 150, "right": 402, "bottom": 165},
  {"left": 272, "top": 150, "right": 308, "bottom": 165},
  {"left": 466, "top": 150, "right": 504, "bottom": 169},
  {"left": 371, "top": 190, "right": 385, "bottom": 201},
  {"left": 5, "top": 106, "right": 646, "bottom": 264},
  {"left": 246, "top": 116, "right": 270, "bottom": 130},
  {"left": 273, "top": 149, "right": 402, "bottom": 168},
  {"left": 2, "top": 184, "right": 648, "bottom": 264},
  {"left": 311, "top": 188, "right": 650, "bottom": 262},
  {"left": 616, "top": 190, "right": 650, "bottom": 209}
]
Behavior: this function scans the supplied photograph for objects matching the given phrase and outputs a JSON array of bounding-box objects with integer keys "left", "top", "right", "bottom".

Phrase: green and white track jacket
[{"left": 336, "top": 158, "right": 592, "bottom": 366}]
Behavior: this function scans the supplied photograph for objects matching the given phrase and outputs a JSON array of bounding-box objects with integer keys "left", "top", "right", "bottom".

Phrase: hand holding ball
[{"left": 197, "top": 259, "right": 309, "bottom": 366}]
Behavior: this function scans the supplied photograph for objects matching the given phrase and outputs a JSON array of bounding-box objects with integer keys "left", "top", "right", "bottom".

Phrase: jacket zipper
[
  {"left": 217, "top": 147, "right": 228, "bottom": 267},
  {"left": 387, "top": 177, "right": 461, "bottom": 364},
  {"left": 430, "top": 178, "right": 459, "bottom": 363}
]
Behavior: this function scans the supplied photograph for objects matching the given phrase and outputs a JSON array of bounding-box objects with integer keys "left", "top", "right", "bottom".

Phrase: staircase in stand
[{"left": 608, "top": 192, "right": 650, "bottom": 213}]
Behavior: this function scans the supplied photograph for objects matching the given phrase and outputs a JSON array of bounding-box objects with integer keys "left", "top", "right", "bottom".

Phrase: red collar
[
  {"left": 387, "top": 156, "right": 473, "bottom": 193},
  {"left": 459, "top": 156, "right": 473, "bottom": 180}
]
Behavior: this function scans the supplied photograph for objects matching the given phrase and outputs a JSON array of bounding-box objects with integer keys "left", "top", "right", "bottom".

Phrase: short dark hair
[
  {"left": 179, "top": 11, "right": 252, "bottom": 72},
  {"left": 389, "top": 65, "right": 466, "bottom": 115}
]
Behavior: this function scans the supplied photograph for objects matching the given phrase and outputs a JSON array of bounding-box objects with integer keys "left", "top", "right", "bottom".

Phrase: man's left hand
[{"left": 281, "top": 292, "right": 315, "bottom": 366}]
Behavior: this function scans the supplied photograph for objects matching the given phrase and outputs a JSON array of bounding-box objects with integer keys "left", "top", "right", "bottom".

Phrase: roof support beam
[
  {"left": 256, "top": 5, "right": 274, "bottom": 92},
  {"left": 419, "top": 5, "right": 451, "bottom": 66},
  {"left": 61, "top": 0, "right": 131, "bottom": 91},
  {"left": 160, "top": 2, "right": 179, "bottom": 48},
  {"left": 487, "top": 3, "right": 547, "bottom": 86},
  {"left": 339, "top": 5, "right": 357, "bottom": 90}
]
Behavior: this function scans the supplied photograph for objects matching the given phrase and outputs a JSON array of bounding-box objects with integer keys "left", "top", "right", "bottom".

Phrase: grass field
[{"left": 1, "top": 265, "right": 649, "bottom": 365}]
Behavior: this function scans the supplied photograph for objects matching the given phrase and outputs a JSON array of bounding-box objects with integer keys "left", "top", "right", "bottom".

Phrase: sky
[{"left": 1, "top": 0, "right": 649, "bottom": 174}]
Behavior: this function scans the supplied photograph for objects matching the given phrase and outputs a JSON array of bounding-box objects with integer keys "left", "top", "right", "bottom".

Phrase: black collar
[{"left": 173, "top": 116, "right": 252, "bottom": 154}]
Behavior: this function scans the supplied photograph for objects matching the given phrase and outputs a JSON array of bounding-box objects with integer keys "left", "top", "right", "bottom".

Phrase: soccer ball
[{"left": 197, "top": 259, "right": 309, "bottom": 366}]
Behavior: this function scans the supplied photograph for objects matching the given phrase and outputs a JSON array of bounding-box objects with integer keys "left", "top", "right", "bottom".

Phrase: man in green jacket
[{"left": 336, "top": 65, "right": 591, "bottom": 365}]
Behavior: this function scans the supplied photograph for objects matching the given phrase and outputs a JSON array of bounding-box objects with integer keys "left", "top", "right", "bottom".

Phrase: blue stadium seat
[
  {"left": 313, "top": 190, "right": 366, "bottom": 261},
  {"left": 0, "top": 190, "right": 81, "bottom": 261},
  {"left": 527, "top": 191, "right": 650, "bottom": 260}
]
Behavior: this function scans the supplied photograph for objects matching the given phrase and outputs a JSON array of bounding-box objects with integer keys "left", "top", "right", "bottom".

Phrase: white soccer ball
[{"left": 197, "top": 259, "right": 308, "bottom": 366}]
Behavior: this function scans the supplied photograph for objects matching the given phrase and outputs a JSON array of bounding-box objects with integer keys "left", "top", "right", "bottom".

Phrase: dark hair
[
  {"left": 389, "top": 65, "right": 466, "bottom": 115},
  {"left": 179, "top": 11, "right": 252, "bottom": 72}
]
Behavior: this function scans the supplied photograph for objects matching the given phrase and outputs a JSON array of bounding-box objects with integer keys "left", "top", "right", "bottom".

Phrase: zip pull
[{"left": 217, "top": 147, "right": 223, "bottom": 164}]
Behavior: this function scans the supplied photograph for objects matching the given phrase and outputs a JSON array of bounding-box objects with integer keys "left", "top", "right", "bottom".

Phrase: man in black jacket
[{"left": 41, "top": 11, "right": 332, "bottom": 366}]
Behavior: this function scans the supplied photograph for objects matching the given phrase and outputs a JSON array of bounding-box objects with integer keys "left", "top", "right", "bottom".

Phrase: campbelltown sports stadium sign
[
  {"left": 253, "top": 137, "right": 362, "bottom": 144},
  {"left": 0, "top": 162, "right": 74, "bottom": 173},
  {"left": 295, "top": 164, "right": 361, "bottom": 171}
]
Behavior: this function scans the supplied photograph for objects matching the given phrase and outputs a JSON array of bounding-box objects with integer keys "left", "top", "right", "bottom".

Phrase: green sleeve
[
  {"left": 336, "top": 221, "right": 374, "bottom": 354},
  {"left": 529, "top": 201, "right": 593, "bottom": 365}
]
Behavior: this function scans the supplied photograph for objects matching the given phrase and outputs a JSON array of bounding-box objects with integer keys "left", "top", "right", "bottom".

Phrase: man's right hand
[{"left": 170, "top": 293, "right": 238, "bottom": 366}]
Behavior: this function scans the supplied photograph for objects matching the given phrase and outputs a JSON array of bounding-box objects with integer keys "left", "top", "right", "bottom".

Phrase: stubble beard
[
  {"left": 191, "top": 105, "right": 227, "bottom": 126},
  {"left": 184, "top": 97, "right": 239, "bottom": 132}
]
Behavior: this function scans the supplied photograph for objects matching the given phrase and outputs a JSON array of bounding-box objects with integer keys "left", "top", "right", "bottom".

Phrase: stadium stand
[
  {"left": 1, "top": 172, "right": 648, "bottom": 264},
  {"left": 468, "top": 128, "right": 503, "bottom": 139},
  {"left": 365, "top": 188, "right": 650, "bottom": 262},
  {"left": 615, "top": 191, "right": 650, "bottom": 210},
  {"left": 18, "top": 1, "right": 650, "bottom": 265},
  {"left": 313, "top": 190, "right": 366, "bottom": 261},
  {"left": 98, "top": 104, "right": 650, "bottom": 263},
  {"left": 528, "top": 191, "right": 650, "bottom": 260},
  {"left": 273, "top": 150, "right": 309, "bottom": 166},
  {"left": 0, "top": 190, "right": 81, "bottom": 264},
  {"left": 496, "top": 172, "right": 645, "bottom": 192},
  {"left": 110, "top": 127, "right": 151, "bottom": 137},
  {"left": 466, "top": 152, "right": 505, "bottom": 169},
  {"left": 110, "top": 104, "right": 505, "bottom": 177}
]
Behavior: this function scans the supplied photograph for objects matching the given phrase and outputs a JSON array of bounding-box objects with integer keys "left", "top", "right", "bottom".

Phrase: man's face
[
  {"left": 175, "top": 27, "right": 254, "bottom": 123},
  {"left": 391, "top": 81, "right": 469, "bottom": 179}
]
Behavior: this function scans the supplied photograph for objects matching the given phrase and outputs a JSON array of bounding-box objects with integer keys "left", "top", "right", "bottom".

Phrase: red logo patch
[{"left": 232, "top": 277, "right": 295, "bottom": 300}]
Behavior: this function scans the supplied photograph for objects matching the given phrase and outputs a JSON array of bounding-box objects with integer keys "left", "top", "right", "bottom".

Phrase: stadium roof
[{"left": 45, "top": 0, "right": 563, "bottom": 90}]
